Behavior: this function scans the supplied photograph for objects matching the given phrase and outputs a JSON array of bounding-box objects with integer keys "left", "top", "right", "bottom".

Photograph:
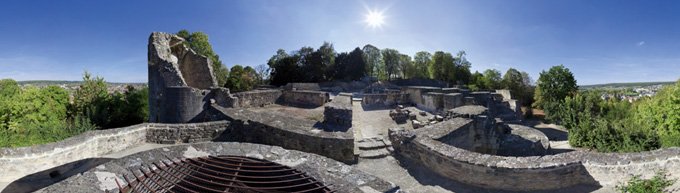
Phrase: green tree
[
  {"left": 430, "top": 51, "right": 455, "bottom": 83},
  {"left": 398, "top": 54, "right": 413, "bottom": 78},
  {"left": 346, "top": 48, "right": 367, "bottom": 80},
  {"left": 482, "top": 69, "right": 502, "bottom": 89},
  {"left": 381, "top": 48, "right": 401, "bottom": 80},
  {"left": 319, "top": 42, "right": 336, "bottom": 80},
  {"left": 176, "top": 30, "right": 229, "bottom": 86},
  {"left": 501, "top": 68, "right": 535, "bottom": 106},
  {"left": 533, "top": 65, "right": 578, "bottom": 110},
  {"left": 468, "top": 71, "right": 485, "bottom": 91},
  {"left": 362, "top": 44, "right": 383, "bottom": 79},
  {"left": 634, "top": 80, "right": 680, "bottom": 147},
  {"left": 452, "top": 51, "right": 472, "bottom": 85},
  {"left": 225, "top": 65, "right": 258, "bottom": 92},
  {"left": 71, "top": 71, "right": 108, "bottom": 122},
  {"left": 0, "top": 79, "right": 20, "bottom": 99},
  {"left": 413, "top": 51, "right": 432, "bottom": 79},
  {"left": 297, "top": 46, "right": 325, "bottom": 82}
]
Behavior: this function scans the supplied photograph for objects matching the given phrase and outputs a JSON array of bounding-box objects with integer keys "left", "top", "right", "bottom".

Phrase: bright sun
[{"left": 365, "top": 10, "right": 385, "bottom": 28}]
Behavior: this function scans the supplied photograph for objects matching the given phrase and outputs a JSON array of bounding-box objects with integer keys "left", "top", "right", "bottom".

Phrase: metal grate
[{"left": 111, "top": 155, "right": 335, "bottom": 193}]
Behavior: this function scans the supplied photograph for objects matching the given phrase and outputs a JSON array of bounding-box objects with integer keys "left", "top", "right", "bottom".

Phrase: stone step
[
  {"left": 357, "top": 140, "right": 388, "bottom": 150},
  {"left": 359, "top": 148, "right": 391, "bottom": 159}
]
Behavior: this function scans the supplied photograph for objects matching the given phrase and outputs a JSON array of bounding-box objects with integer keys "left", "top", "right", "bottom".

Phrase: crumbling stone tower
[{"left": 148, "top": 32, "right": 219, "bottom": 123}]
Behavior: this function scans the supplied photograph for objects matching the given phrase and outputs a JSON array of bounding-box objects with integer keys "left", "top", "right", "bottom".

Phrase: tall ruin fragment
[{"left": 148, "top": 32, "right": 220, "bottom": 123}]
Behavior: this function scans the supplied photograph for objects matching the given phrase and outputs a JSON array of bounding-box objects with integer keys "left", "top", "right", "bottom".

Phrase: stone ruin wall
[
  {"left": 148, "top": 32, "right": 218, "bottom": 123},
  {"left": 232, "top": 89, "right": 282, "bottom": 108},
  {"left": 389, "top": 125, "right": 680, "bottom": 191},
  {"left": 0, "top": 121, "right": 232, "bottom": 184},
  {"left": 324, "top": 94, "right": 353, "bottom": 127},
  {"left": 361, "top": 93, "right": 410, "bottom": 106},
  {"left": 420, "top": 92, "right": 445, "bottom": 112},
  {"left": 145, "top": 121, "right": 229, "bottom": 144},
  {"left": 283, "top": 82, "right": 322, "bottom": 91},
  {"left": 281, "top": 90, "right": 329, "bottom": 107},
  {"left": 216, "top": 107, "right": 356, "bottom": 164}
]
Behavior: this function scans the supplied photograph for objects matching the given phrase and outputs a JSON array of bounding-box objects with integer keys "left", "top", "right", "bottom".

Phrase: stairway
[{"left": 357, "top": 137, "right": 393, "bottom": 159}]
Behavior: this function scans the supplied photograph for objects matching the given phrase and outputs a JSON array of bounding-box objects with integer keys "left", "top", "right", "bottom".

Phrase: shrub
[{"left": 617, "top": 171, "right": 675, "bottom": 193}]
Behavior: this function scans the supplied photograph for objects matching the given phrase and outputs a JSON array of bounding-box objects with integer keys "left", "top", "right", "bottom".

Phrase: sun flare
[{"left": 365, "top": 10, "right": 385, "bottom": 28}]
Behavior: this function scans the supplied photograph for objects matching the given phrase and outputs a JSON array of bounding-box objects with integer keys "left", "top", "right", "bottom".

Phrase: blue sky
[{"left": 0, "top": 0, "right": 678, "bottom": 85}]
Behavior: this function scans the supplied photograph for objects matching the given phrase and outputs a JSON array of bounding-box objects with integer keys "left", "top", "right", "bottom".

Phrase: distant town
[
  {"left": 581, "top": 81, "right": 675, "bottom": 102},
  {"left": 17, "top": 80, "right": 146, "bottom": 94}
]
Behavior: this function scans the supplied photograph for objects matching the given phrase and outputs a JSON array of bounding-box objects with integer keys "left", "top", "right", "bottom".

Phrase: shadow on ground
[
  {"left": 393, "top": 154, "right": 601, "bottom": 193},
  {"left": 2, "top": 158, "right": 114, "bottom": 193},
  {"left": 360, "top": 104, "right": 395, "bottom": 111},
  {"left": 524, "top": 119, "right": 568, "bottom": 141}
]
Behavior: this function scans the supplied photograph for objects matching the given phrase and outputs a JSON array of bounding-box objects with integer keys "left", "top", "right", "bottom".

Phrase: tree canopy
[
  {"left": 533, "top": 65, "right": 578, "bottom": 109},
  {"left": 176, "top": 30, "right": 229, "bottom": 86}
]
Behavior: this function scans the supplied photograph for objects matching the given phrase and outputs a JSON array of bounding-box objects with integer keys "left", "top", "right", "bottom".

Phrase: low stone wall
[
  {"left": 361, "top": 93, "right": 410, "bottom": 106},
  {"left": 419, "top": 92, "right": 444, "bottom": 112},
  {"left": 0, "top": 121, "right": 233, "bottom": 186},
  {"left": 216, "top": 107, "right": 356, "bottom": 164},
  {"left": 39, "top": 143, "right": 398, "bottom": 193},
  {"left": 0, "top": 124, "right": 148, "bottom": 183},
  {"left": 146, "top": 121, "right": 230, "bottom": 144},
  {"left": 284, "top": 82, "right": 321, "bottom": 91},
  {"left": 443, "top": 93, "right": 463, "bottom": 110},
  {"left": 232, "top": 89, "right": 282, "bottom": 108},
  {"left": 389, "top": 123, "right": 680, "bottom": 191},
  {"left": 401, "top": 86, "right": 441, "bottom": 105},
  {"left": 324, "top": 94, "right": 353, "bottom": 127},
  {"left": 282, "top": 90, "right": 329, "bottom": 107}
]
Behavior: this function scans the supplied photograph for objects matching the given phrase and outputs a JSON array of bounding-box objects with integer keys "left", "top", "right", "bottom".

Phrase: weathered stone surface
[
  {"left": 324, "top": 94, "right": 352, "bottom": 127},
  {"left": 38, "top": 143, "right": 399, "bottom": 193},
  {"left": 419, "top": 92, "right": 444, "bottom": 112},
  {"left": 282, "top": 90, "right": 329, "bottom": 107},
  {"left": 388, "top": 115, "right": 680, "bottom": 191},
  {"left": 233, "top": 89, "right": 282, "bottom": 108},
  {"left": 214, "top": 106, "right": 356, "bottom": 164},
  {"left": 443, "top": 93, "right": 463, "bottom": 110},
  {"left": 448, "top": 105, "right": 488, "bottom": 118},
  {"left": 148, "top": 32, "right": 218, "bottom": 123},
  {"left": 498, "top": 124, "right": 550, "bottom": 156},
  {"left": 283, "top": 82, "right": 321, "bottom": 91},
  {"left": 146, "top": 121, "right": 229, "bottom": 144},
  {"left": 401, "top": 86, "right": 442, "bottom": 105},
  {"left": 361, "top": 93, "right": 410, "bottom": 107},
  {"left": 389, "top": 108, "right": 409, "bottom": 124}
]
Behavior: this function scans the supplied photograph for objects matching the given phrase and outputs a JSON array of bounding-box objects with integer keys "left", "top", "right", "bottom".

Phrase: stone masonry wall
[
  {"left": 282, "top": 90, "right": 329, "bottom": 107},
  {"left": 233, "top": 89, "right": 282, "bottom": 108},
  {"left": 154, "top": 86, "right": 210, "bottom": 123},
  {"left": 148, "top": 32, "right": 218, "bottom": 123},
  {"left": 389, "top": 123, "right": 680, "bottom": 191},
  {"left": 361, "top": 93, "right": 410, "bottom": 107},
  {"left": 283, "top": 83, "right": 321, "bottom": 91},
  {"left": 0, "top": 121, "right": 231, "bottom": 185},
  {"left": 216, "top": 107, "right": 356, "bottom": 164},
  {"left": 0, "top": 124, "right": 148, "bottom": 183},
  {"left": 324, "top": 94, "right": 353, "bottom": 127},
  {"left": 401, "top": 86, "right": 442, "bottom": 105},
  {"left": 419, "top": 92, "right": 444, "bottom": 112},
  {"left": 146, "top": 121, "right": 230, "bottom": 144},
  {"left": 443, "top": 93, "right": 463, "bottom": 110}
]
